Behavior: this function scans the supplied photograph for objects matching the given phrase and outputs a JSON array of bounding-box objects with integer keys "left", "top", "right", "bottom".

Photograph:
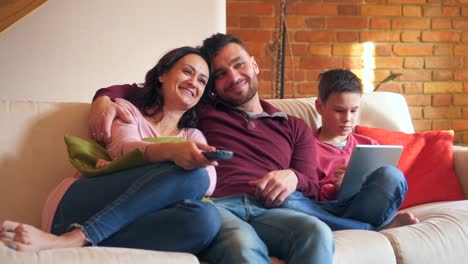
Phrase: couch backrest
[
  {"left": 267, "top": 91, "right": 414, "bottom": 133},
  {"left": 0, "top": 92, "right": 414, "bottom": 228}
]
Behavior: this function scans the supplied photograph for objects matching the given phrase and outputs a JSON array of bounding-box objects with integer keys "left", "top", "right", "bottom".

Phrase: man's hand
[
  {"left": 248, "top": 169, "right": 298, "bottom": 208},
  {"left": 88, "top": 96, "right": 132, "bottom": 144}
]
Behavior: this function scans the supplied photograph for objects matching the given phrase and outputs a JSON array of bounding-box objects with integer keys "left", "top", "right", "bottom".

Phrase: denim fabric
[
  {"left": 283, "top": 165, "right": 408, "bottom": 231},
  {"left": 51, "top": 162, "right": 221, "bottom": 254},
  {"left": 200, "top": 195, "right": 334, "bottom": 264}
]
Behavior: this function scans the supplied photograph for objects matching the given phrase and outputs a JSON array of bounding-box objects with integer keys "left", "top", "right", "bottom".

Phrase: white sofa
[{"left": 1, "top": 92, "right": 468, "bottom": 264}]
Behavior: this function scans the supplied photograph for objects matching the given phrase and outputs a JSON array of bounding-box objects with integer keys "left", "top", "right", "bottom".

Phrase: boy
[{"left": 283, "top": 69, "right": 418, "bottom": 231}]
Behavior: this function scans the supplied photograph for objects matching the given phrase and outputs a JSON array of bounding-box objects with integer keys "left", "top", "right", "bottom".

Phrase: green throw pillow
[{"left": 64, "top": 135, "right": 184, "bottom": 177}]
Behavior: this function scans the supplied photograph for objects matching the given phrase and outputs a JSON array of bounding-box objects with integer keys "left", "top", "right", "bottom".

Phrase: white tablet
[{"left": 336, "top": 144, "right": 403, "bottom": 201}]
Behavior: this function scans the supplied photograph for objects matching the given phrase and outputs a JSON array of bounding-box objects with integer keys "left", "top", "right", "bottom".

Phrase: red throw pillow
[{"left": 354, "top": 125, "right": 464, "bottom": 209}]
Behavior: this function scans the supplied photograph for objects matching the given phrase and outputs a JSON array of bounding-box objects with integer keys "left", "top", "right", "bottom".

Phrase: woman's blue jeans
[
  {"left": 51, "top": 162, "right": 221, "bottom": 254},
  {"left": 283, "top": 165, "right": 408, "bottom": 231}
]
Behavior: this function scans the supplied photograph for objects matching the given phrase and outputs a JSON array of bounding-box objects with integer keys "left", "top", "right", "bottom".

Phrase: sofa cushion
[
  {"left": 381, "top": 200, "right": 468, "bottom": 263},
  {"left": 64, "top": 135, "right": 184, "bottom": 177},
  {"left": 354, "top": 126, "right": 464, "bottom": 209},
  {"left": 0, "top": 243, "right": 199, "bottom": 264}
]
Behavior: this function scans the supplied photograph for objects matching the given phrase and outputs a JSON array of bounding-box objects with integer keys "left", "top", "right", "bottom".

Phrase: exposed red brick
[
  {"left": 338, "top": 5, "right": 361, "bottom": 16},
  {"left": 424, "top": 7, "right": 442, "bottom": 17},
  {"left": 405, "top": 95, "right": 432, "bottom": 106},
  {"left": 240, "top": 16, "right": 262, "bottom": 28},
  {"left": 388, "top": 0, "right": 425, "bottom": 3},
  {"left": 422, "top": 32, "right": 460, "bottom": 43},
  {"left": 370, "top": 18, "right": 391, "bottom": 30},
  {"left": 285, "top": 16, "right": 306, "bottom": 28},
  {"left": 333, "top": 44, "right": 364, "bottom": 56},
  {"left": 337, "top": 32, "right": 359, "bottom": 42},
  {"left": 453, "top": 119, "right": 468, "bottom": 130},
  {"left": 432, "top": 120, "right": 453, "bottom": 130},
  {"left": 328, "top": 17, "right": 368, "bottom": 29},
  {"left": 424, "top": 82, "right": 463, "bottom": 93},
  {"left": 295, "top": 31, "right": 336, "bottom": 42},
  {"left": 404, "top": 83, "right": 423, "bottom": 94},
  {"left": 393, "top": 45, "right": 433, "bottom": 56},
  {"left": 404, "top": 57, "right": 424, "bottom": 68},
  {"left": 374, "top": 45, "right": 392, "bottom": 56},
  {"left": 301, "top": 57, "right": 343, "bottom": 69},
  {"left": 305, "top": 18, "right": 327, "bottom": 29},
  {"left": 294, "top": 4, "right": 338, "bottom": 16},
  {"left": 403, "top": 5, "right": 422, "bottom": 17},
  {"left": 423, "top": 107, "right": 461, "bottom": 119},
  {"left": 375, "top": 57, "right": 403, "bottom": 69},
  {"left": 308, "top": 45, "right": 332, "bottom": 56},
  {"left": 413, "top": 120, "right": 432, "bottom": 131},
  {"left": 360, "top": 31, "right": 400, "bottom": 42},
  {"left": 432, "top": 18, "right": 453, "bottom": 30},
  {"left": 454, "top": 19, "right": 468, "bottom": 30},
  {"left": 433, "top": 45, "right": 454, "bottom": 56},
  {"left": 229, "top": 2, "right": 274, "bottom": 15},
  {"left": 343, "top": 57, "right": 363, "bottom": 69},
  {"left": 454, "top": 70, "right": 468, "bottom": 80},
  {"left": 432, "top": 94, "right": 453, "bottom": 106},
  {"left": 442, "top": 7, "right": 460, "bottom": 16},
  {"left": 425, "top": 57, "right": 463, "bottom": 69},
  {"left": 262, "top": 17, "right": 276, "bottom": 28},
  {"left": 392, "top": 18, "right": 430, "bottom": 30},
  {"left": 401, "top": 31, "right": 421, "bottom": 42},
  {"left": 398, "top": 70, "right": 432, "bottom": 81},
  {"left": 361, "top": 5, "right": 401, "bottom": 16},
  {"left": 454, "top": 45, "right": 468, "bottom": 55},
  {"left": 409, "top": 107, "right": 424, "bottom": 119},
  {"left": 453, "top": 95, "right": 468, "bottom": 106},
  {"left": 433, "top": 70, "right": 454, "bottom": 81}
]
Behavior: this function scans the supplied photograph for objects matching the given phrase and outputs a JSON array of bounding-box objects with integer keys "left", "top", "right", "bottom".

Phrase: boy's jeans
[{"left": 284, "top": 165, "right": 408, "bottom": 231}]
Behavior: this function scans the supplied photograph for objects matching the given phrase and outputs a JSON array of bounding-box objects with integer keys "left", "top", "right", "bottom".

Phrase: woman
[{"left": 0, "top": 46, "right": 221, "bottom": 254}]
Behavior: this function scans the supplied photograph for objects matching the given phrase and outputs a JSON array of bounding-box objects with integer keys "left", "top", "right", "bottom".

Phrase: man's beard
[{"left": 220, "top": 77, "right": 258, "bottom": 107}]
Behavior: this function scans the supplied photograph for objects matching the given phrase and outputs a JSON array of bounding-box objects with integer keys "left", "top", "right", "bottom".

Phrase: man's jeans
[
  {"left": 283, "top": 165, "right": 408, "bottom": 231},
  {"left": 201, "top": 195, "right": 334, "bottom": 264},
  {"left": 51, "top": 162, "right": 221, "bottom": 254}
]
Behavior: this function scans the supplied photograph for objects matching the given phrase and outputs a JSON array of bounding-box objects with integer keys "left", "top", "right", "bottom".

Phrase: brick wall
[{"left": 226, "top": 0, "right": 468, "bottom": 145}]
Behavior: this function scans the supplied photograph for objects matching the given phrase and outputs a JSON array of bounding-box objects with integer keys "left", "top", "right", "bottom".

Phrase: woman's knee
[{"left": 184, "top": 201, "right": 221, "bottom": 242}]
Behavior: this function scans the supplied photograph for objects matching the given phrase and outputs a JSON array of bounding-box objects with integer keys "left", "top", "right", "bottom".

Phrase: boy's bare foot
[
  {"left": 1, "top": 220, "right": 88, "bottom": 252},
  {"left": 380, "top": 212, "right": 419, "bottom": 230}
]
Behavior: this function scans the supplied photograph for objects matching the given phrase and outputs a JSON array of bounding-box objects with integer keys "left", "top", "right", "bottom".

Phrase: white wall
[{"left": 0, "top": 0, "right": 226, "bottom": 102}]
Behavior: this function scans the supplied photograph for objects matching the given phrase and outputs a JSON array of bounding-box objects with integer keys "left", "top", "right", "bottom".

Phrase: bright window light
[{"left": 361, "top": 42, "right": 375, "bottom": 92}]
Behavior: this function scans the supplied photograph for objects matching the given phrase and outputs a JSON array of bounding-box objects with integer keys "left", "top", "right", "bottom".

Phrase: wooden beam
[{"left": 0, "top": 0, "right": 47, "bottom": 32}]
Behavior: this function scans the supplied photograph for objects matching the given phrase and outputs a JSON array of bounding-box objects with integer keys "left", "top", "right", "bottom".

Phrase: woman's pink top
[{"left": 41, "top": 99, "right": 216, "bottom": 231}]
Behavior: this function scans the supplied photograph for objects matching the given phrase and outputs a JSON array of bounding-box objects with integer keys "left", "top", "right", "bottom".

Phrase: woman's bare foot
[
  {"left": 1, "top": 220, "right": 88, "bottom": 252},
  {"left": 380, "top": 212, "right": 420, "bottom": 230}
]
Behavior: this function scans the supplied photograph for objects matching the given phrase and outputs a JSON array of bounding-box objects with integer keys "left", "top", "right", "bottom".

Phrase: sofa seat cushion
[
  {"left": 0, "top": 244, "right": 199, "bottom": 264},
  {"left": 380, "top": 200, "right": 468, "bottom": 264},
  {"left": 333, "top": 230, "right": 396, "bottom": 264}
]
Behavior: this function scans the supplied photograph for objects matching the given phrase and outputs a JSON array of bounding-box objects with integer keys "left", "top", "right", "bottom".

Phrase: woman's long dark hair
[{"left": 129, "top": 46, "right": 212, "bottom": 128}]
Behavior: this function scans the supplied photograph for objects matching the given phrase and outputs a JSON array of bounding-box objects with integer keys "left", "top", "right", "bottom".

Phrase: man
[{"left": 89, "top": 34, "right": 334, "bottom": 264}]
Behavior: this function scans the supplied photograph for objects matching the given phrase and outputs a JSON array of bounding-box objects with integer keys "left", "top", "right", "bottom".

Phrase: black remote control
[{"left": 202, "top": 150, "right": 234, "bottom": 160}]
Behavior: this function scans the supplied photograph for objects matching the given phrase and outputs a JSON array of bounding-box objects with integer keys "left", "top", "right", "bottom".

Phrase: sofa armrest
[{"left": 453, "top": 145, "right": 468, "bottom": 199}]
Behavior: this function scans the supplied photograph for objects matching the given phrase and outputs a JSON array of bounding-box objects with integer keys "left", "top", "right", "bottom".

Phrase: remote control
[{"left": 202, "top": 150, "right": 234, "bottom": 160}]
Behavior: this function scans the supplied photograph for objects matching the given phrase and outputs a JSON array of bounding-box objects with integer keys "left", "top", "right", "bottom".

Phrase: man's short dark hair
[{"left": 200, "top": 33, "right": 248, "bottom": 61}]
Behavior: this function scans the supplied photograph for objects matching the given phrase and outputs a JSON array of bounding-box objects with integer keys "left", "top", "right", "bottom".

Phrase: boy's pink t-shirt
[
  {"left": 41, "top": 99, "right": 216, "bottom": 231},
  {"left": 314, "top": 128, "right": 377, "bottom": 201}
]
